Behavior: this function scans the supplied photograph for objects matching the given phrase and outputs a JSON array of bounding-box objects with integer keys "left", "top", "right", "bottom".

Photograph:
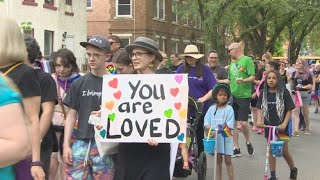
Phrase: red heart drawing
[
  {"left": 174, "top": 102, "right": 181, "bottom": 110},
  {"left": 170, "top": 88, "right": 179, "bottom": 97},
  {"left": 113, "top": 91, "right": 122, "bottom": 100},
  {"left": 108, "top": 78, "right": 118, "bottom": 89}
]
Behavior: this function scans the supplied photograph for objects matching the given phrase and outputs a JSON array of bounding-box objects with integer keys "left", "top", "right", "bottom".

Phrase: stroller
[{"left": 173, "top": 97, "right": 207, "bottom": 180}]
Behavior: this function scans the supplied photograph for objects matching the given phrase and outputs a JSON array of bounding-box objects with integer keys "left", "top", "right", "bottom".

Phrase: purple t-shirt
[{"left": 176, "top": 64, "right": 216, "bottom": 114}]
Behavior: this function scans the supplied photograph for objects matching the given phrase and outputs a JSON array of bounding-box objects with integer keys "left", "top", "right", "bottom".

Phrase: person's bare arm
[
  {"left": 0, "top": 103, "right": 30, "bottom": 167},
  {"left": 23, "top": 96, "right": 41, "bottom": 162},
  {"left": 39, "top": 101, "right": 55, "bottom": 139},
  {"left": 63, "top": 109, "right": 77, "bottom": 165}
]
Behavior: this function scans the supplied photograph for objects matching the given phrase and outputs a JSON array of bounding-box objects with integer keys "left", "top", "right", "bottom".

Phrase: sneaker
[
  {"left": 305, "top": 130, "right": 311, "bottom": 135},
  {"left": 246, "top": 142, "right": 254, "bottom": 155},
  {"left": 290, "top": 167, "right": 298, "bottom": 180},
  {"left": 292, "top": 131, "right": 300, "bottom": 137},
  {"left": 231, "top": 148, "right": 242, "bottom": 158},
  {"left": 300, "top": 127, "right": 305, "bottom": 131},
  {"left": 257, "top": 128, "right": 264, "bottom": 134}
]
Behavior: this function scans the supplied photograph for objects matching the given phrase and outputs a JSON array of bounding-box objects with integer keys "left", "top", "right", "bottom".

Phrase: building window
[
  {"left": 171, "top": 40, "right": 179, "bottom": 53},
  {"left": 116, "top": 0, "right": 132, "bottom": 17},
  {"left": 193, "top": 15, "right": 201, "bottom": 29},
  {"left": 172, "top": 0, "right": 178, "bottom": 23},
  {"left": 66, "top": 0, "right": 72, "bottom": 6},
  {"left": 154, "top": 0, "right": 165, "bottom": 20},
  {"left": 87, "top": 0, "right": 92, "bottom": 8},
  {"left": 119, "top": 38, "right": 130, "bottom": 48},
  {"left": 44, "top": 30, "right": 54, "bottom": 57},
  {"left": 44, "top": 0, "right": 54, "bottom": 5},
  {"left": 162, "top": 38, "right": 166, "bottom": 51}
]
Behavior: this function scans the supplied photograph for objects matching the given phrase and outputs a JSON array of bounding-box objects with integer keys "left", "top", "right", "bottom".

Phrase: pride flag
[
  {"left": 276, "top": 131, "right": 290, "bottom": 141},
  {"left": 218, "top": 123, "right": 233, "bottom": 138}
]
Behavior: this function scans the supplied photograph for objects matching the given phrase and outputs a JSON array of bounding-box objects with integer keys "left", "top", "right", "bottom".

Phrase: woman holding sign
[
  {"left": 176, "top": 45, "right": 217, "bottom": 154},
  {"left": 113, "top": 37, "right": 171, "bottom": 180}
]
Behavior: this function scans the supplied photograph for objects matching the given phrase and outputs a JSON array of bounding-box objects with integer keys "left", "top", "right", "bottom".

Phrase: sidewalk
[{"left": 175, "top": 105, "right": 320, "bottom": 180}]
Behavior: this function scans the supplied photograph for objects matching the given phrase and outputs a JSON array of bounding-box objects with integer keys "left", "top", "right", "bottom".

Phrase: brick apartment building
[{"left": 87, "top": 0, "right": 205, "bottom": 55}]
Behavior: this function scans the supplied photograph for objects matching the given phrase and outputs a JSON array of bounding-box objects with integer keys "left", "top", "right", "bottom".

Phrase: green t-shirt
[{"left": 228, "top": 55, "right": 255, "bottom": 98}]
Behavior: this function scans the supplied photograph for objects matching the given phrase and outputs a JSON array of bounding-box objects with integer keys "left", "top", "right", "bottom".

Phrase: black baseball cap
[{"left": 80, "top": 36, "right": 111, "bottom": 53}]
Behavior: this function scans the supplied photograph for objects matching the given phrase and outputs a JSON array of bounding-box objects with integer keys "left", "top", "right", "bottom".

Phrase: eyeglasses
[
  {"left": 129, "top": 52, "right": 151, "bottom": 59},
  {"left": 85, "top": 53, "right": 105, "bottom": 60},
  {"left": 185, "top": 56, "right": 193, "bottom": 59}
]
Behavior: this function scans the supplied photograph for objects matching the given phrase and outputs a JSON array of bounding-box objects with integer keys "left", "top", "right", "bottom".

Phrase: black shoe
[
  {"left": 246, "top": 142, "right": 254, "bottom": 155},
  {"left": 231, "top": 148, "right": 242, "bottom": 158},
  {"left": 290, "top": 167, "right": 298, "bottom": 180},
  {"left": 268, "top": 177, "right": 278, "bottom": 180}
]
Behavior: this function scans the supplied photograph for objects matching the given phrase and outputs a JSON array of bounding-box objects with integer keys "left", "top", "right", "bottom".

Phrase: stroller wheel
[{"left": 197, "top": 152, "right": 207, "bottom": 180}]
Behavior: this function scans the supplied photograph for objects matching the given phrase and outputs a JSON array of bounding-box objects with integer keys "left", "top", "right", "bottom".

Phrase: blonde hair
[
  {"left": 0, "top": 18, "right": 27, "bottom": 67},
  {"left": 262, "top": 52, "right": 273, "bottom": 61}
]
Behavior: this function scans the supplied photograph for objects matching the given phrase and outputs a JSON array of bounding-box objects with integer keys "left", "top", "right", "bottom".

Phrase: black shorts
[
  {"left": 232, "top": 97, "right": 251, "bottom": 121},
  {"left": 251, "top": 98, "right": 258, "bottom": 107}
]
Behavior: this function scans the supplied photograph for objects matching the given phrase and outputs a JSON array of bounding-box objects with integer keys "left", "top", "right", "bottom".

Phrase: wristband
[{"left": 30, "top": 161, "right": 43, "bottom": 167}]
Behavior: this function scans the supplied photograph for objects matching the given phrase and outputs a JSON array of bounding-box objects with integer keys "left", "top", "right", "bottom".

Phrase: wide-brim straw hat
[
  {"left": 181, "top": 44, "right": 204, "bottom": 59},
  {"left": 125, "top": 37, "right": 162, "bottom": 61}
]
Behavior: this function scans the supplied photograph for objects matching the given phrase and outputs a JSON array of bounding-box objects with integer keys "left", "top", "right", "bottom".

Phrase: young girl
[
  {"left": 256, "top": 70, "right": 298, "bottom": 180},
  {"left": 204, "top": 83, "right": 234, "bottom": 180}
]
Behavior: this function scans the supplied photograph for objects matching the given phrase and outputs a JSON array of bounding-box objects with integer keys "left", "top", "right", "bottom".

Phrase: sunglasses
[{"left": 228, "top": 48, "right": 236, "bottom": 53}]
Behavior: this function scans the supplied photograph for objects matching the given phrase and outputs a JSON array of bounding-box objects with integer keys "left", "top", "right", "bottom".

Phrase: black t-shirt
[
  {"left": 169, "top": 63, "right": 182, "bottom": 74},
  {"left": 256, "top": 67, "right": 265, "bottom": 80},
  {"left": 63, "top": 73, "right": 102, "bottom": 140},
  {"left": 35, "top": 69, "right": 58, "bottom": 149},
  {"left": 291, "top": 71, "right": 313, "bottom": 91},
  {"left": 209, "top": 65, "right": 228, "bottom": 80},
  {"left": 256, "top": 89, "right": 295, "bottom": 126},
  {"left": 156, "top": 67, "right": 173, "bottom": 74},
  {"left": 0, "top": 63, "right": 41, "bottom": 98}
]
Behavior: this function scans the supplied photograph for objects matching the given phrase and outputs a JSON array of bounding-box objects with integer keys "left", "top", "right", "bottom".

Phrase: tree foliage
[{"left": 182, "top": 0, "right": 320, "bottom": 64}]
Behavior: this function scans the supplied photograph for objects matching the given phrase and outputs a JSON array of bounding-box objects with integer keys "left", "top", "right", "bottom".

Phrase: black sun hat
[{"left": 125, "top": 37, "right": 163, "bottom": 61}]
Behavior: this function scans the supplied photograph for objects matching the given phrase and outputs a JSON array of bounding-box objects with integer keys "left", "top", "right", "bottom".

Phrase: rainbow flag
[
  {"left": 276, "top": 132, "right": 290, "bottom": 141},
  {"left": 218, "top": 123, "right": 233, "bottom": 138},
  {"left": 106, "top": 63, "right": 117, "bottom": 74}
]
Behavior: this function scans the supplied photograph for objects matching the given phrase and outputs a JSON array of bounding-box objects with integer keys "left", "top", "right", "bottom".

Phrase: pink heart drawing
[
  {"left": 170, "top": 88, "right": 179, "bottom": 97},
  {"left": 108, "top": 78, "right": 118, "bottom": 89},
  {"left": 113, "top": 91, "right": 122, "bottom": 100},
  {"left": 174, "top": 75, "right": 183, "bottom": 84},
  {"left": 174, "top": 102, "right": 181, "bottom": 110}
]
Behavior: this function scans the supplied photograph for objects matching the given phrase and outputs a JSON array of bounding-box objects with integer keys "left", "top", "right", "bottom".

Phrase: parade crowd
[{"left": 1, "top": 17, "right": 320, "bottom": 180}]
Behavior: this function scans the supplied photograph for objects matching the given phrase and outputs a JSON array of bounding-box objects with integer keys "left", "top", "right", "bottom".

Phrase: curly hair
[{"left": 261, "top": 70, "right": 285, "bottom": 123}]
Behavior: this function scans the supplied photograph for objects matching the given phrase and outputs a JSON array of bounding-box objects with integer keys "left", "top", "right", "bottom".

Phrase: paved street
[{"left": 175, "top": 106, "right": 320, "bottom": 180}]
